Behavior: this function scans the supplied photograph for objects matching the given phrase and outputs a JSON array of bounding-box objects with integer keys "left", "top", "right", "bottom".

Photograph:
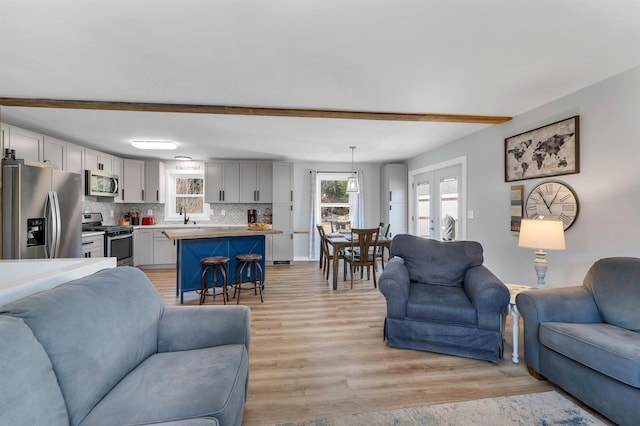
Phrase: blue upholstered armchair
[
  {"left": 378, "top": 235, "right": 509, "bottom": 363},
  {"left": 516, "top": 257, "right": 640, "bottom": 426}
]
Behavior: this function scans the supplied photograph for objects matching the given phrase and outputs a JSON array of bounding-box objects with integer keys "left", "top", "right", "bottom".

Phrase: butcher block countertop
[{"left": 163, "top": 227, "right": 283, "bottom": 241}]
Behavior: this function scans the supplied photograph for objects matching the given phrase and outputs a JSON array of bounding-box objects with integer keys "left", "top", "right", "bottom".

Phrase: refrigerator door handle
[
  {"left": 44, "top": 191, "right": 54, "bottom": 258},
  {"left": 52, "top": 191, "right": 62, "bottom": 258}
]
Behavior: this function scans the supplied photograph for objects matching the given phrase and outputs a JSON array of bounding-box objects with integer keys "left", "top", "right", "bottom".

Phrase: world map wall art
[{"left": 504, "top": 116, "right": 580, "bottom": 182}]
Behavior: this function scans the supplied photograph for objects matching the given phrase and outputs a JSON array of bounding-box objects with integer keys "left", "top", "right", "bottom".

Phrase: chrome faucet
[{"left": 179, "top": 207, "right": 189, "bottom": 224}]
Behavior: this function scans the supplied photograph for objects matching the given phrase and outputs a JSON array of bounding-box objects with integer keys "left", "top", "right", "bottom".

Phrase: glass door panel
[
  {"left": 440, "top": 176, "right": 459, "bottom": 241},
  {"left": 411, "top": 164, "right": 463, "bottom": 241}
]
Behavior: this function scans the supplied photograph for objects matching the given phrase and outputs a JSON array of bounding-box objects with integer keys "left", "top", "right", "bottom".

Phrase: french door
[{"left": 410, "top": 162, "right": 464, "bottom": 241}]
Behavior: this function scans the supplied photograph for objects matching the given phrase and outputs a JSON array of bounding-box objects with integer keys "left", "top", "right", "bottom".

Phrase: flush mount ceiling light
[
  {"left": 174, "top": 155, "right": 192, "bottom": 161},
  {"left": 131, "top": 140, "right": 177, "bottom": 150},
  {"left": 346, "top": 146, "right": 360, "bottom": 193}
]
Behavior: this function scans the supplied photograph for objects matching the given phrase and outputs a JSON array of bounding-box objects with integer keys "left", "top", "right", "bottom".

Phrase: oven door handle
[{"left": 107, "top": 233, "right": 133, "bottom": 241}]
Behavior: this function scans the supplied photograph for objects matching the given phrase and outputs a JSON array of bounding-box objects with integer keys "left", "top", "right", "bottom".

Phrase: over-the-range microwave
[{"left": 85, "top": 169, "right": 119, "bottom": 197}]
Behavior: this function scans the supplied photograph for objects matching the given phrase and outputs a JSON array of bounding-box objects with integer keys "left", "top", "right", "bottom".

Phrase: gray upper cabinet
[
  {"left": 122, "top": 159, "right": 145, "bottom": 203},
  {"left": 272, "top": 162, "right": 293, "bottom": 204},
  {"left": 85, "top": 149, "right": 116, "bottom": 173},
  {"left": 6, "top": 125, "right": 43, "bottom": 164},
  {"left": 1, "top": 123, "right": 7, "bottom": 155},
  {"left": 43, "top": 136, "right": 66, "bottom": 170},
  {"left": 205, "top": 162, "right": 240, "bottom": 203},
  {"left": 240, "top": 162, "right": 273, "bottom": 203},
  {"left": 65, "top": 143, "right": 85, "bottom": 175},
  {"left": 144, "top": 161, "right": 166, "bottom": 203}
]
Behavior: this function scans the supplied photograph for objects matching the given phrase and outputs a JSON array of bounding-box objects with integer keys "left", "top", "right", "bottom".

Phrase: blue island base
[{"left": 176, "top": 235, "right": 266, "bottom": 304}]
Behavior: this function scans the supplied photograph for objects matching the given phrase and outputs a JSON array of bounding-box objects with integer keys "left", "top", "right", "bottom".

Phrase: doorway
[{"left": 409, "top": 158, "right": 466, "bottom": 241}]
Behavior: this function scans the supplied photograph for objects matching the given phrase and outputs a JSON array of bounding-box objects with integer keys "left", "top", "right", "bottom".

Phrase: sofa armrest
[
  {"left": 378, "top": 258, "right": 411, "bottom": 319},
  {"left": 516, "top": 286, "right": 601, "bottom": 373},
  {"left": 464, "top": 265, "right": 510, "bottom": 330},
  {"left": 157, "top": 305, "right": 251, "bottom": 353}
]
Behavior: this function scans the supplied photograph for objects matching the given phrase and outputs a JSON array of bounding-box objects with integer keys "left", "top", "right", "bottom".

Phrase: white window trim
[
  {"left": 316, "top": 172, "right": 357, "bottom": 225},
  {"left": 164, "top": 169, "right": 211, "bottom": 222}
]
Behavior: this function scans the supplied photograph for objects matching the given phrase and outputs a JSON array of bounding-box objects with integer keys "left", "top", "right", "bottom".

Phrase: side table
[{"left": 503, "top": 283, "right": 533, "bottom": 364}]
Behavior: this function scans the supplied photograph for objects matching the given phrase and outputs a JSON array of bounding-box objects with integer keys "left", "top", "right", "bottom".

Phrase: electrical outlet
[
  {"left": 147, "top": 209, "right": 153, "bottom": 216},
  {"left": 467, "top": 210, "right": 475, "bottom": 219},
  {"left": 110, "top": 210, "right": 114, "bottom": 217},
  {"left": 221, "top": 209, "right": 226, "bottom": 216}
]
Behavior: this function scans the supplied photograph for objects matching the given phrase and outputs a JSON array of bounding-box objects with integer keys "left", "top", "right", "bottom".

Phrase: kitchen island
[{"left": 163, "top": 227, "right": 282, "bottom": 303}]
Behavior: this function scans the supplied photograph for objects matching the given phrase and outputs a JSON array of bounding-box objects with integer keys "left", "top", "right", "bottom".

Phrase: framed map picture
[{"left": 504, "top": 116, "right": 579, "bottom": 182}]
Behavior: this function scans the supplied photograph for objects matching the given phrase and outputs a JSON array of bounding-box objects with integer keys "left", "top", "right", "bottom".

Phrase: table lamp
[{"left": 518, "top": 218, "right": 565, "bottom": 288}]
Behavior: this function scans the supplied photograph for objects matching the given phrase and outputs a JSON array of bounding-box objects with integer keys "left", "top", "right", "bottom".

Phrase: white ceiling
[{"left": 1, "top": 0, "right": 639, "bottom": 163}]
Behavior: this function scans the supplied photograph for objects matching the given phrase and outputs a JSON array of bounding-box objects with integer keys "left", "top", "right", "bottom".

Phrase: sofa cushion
[
  {"left": 80, "top": 344, "right": 248, "bottom": 426},
  {"left": 391, "top": 235, "right": 483, "bottom": 287},
  {"left": 2, "top": 267, "right": 163, "bottom": 426},
  {"left": 0, "top": 316, "right": 70, "bottom": 426},
  {"left": 540, "top": 322, "right": 640, "bottom": 387},
  {"left": 583, "top": 257, "right": 640, "bottom": 331},
  {"left": 407, "top": 283, "right": 477, "bottom": 326}
]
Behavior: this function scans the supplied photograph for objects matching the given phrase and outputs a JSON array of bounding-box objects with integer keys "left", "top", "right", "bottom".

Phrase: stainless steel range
[{"left": 82, "top": 213, "right": 133, "bottom": 266}]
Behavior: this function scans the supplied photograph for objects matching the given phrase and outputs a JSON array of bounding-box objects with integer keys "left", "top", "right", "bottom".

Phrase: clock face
[{"left": 525, "top": 181, "right": 579, "bottom": 230}]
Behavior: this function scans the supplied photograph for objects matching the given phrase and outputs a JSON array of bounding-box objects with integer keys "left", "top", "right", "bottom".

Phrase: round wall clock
[{"left": 525, "top": 181, "right": 579, "bottom": 230}]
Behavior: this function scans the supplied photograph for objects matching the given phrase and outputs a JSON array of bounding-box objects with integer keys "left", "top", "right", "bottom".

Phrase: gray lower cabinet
[
  {"left": 133, "top": 229, "right": 153, "bottom": 266},
  {"left": 153, "top": 229, "right": 177, "bottom": 264},
  {"left": 82, "top": 233, "right": 104, "bottom": 258},
  {"left": 134, "top": 228, "right": 178, "bottom": 267}
]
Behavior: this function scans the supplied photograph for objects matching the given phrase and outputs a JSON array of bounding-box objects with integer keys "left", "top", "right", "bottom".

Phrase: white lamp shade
[
  {"left": 346, "top": 175, "right": 359, "bottom": 193},
  {"left": 518, "top": 218, "right": 566, "bottom": 250}
]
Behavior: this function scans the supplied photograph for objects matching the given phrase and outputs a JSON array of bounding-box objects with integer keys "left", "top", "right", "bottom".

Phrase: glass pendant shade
[
  {"left": 346, "top": 146, "right": 359, "bottom": 193},
  {"left": 346, "top": 174, "right": 359, "bottom": 193}
]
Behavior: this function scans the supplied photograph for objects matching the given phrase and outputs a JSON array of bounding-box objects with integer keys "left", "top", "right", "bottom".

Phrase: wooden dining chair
[
  {"left": 343, "top": 228, "right": 380, "bottom": 289},
  {"left": 316, "top": 225, "right": 325, "bottom": 270},
  {"left": 317, "top": 225, "right": 340, "bottom": 280},
  {"left": 377, "top": 223, "right": 392, "bottom": 270}
]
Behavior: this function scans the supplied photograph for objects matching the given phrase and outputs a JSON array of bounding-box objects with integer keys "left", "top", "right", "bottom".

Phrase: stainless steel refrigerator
[{"left": 2, "top": 163, "right": 82, "bottom": 259}]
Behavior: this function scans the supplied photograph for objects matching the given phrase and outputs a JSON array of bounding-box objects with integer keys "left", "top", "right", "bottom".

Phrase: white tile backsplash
[{"left": 83, "top": 198, "right": 271, "bottom": 226}]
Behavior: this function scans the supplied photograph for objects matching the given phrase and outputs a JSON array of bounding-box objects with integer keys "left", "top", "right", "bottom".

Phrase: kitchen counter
[
  {"left": 133, "top": 224, "right": 248, "bottom": 230},
  {"left": 163, "top": 227, "right": 282, "bottom": 240},
  {"left": 0, "top": 257, "right": 117, "bottom": 306}
]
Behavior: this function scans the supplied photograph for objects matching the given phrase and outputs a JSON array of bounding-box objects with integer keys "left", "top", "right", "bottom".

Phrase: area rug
[{"left": 268, "top": 391, "right": 606, "bottom": 425}]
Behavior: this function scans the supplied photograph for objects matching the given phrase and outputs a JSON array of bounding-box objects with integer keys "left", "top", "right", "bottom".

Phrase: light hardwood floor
[{"left": 144, "top": 261, "right": 557, "bottom": 425}]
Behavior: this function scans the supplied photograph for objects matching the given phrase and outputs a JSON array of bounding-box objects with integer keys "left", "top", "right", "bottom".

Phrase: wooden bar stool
[
  {"left": 199, "top": 256, "right": 230, "bottom": 304},
  {"left": 234, "top": 253, "right": 264, "bottom": 304}
]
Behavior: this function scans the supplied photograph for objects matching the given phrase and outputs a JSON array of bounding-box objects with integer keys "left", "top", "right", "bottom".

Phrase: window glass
[
  {"left": 165, "top": 170, "right": 210, "bottom": 221},
  {"left": 175, "top": 178, "right": 204, "bottom": 214},
  {"left": 317, "top": 174, "right": 354, "bottom": 232}
]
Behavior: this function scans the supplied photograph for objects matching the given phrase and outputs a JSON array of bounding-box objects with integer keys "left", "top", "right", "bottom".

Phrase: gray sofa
[
  {"left": 0, "top": 266, "right": 250, "bottom": 426},
  {"left": 378, "top": 235, "right": 510, "bottom": 363},
  {"left": 516, "top": 257, "right": 640, "bottom": 426}
]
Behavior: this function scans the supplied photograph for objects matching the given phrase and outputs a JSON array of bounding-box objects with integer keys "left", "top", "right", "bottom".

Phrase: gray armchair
[
  {"left": 378, "top": 235, "right": 509, "bottom": 363},
  {"left": 516, "top": 257, "right": 640, "bottom": 426}
]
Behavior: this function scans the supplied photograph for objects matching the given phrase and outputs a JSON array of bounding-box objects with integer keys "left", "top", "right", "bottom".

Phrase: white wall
[
  {"left": 407, "top": 66, "right": 640, "bottom": 287},
  {"left": 292, "top": 161, "right": 381, "bottom": 259}
]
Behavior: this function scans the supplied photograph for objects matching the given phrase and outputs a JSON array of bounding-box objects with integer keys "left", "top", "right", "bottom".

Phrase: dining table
[{"left": 324, "top": 233, "right": 393, "bottom": 290}]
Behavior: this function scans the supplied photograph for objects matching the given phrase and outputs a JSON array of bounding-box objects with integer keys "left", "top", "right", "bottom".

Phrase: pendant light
[{"left": 346, "top": 146, "right": 359, "bottom": 193}]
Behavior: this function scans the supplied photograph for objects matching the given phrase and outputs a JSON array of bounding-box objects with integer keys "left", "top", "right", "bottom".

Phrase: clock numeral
[
  {"left": 562, "top": 204, "right": 575, "bottom": 212},
  {"left": 526, "top": 204, "right": 538, "bottom": 212},
  {"left": 560, "top": 194, "right": 572, "bottom": 202},
  {"left": 545, "top": 183, "right": 554, "bottom": 194},
  {"left": 559, "top": 213, "right": 573, "bottom": 226}
]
